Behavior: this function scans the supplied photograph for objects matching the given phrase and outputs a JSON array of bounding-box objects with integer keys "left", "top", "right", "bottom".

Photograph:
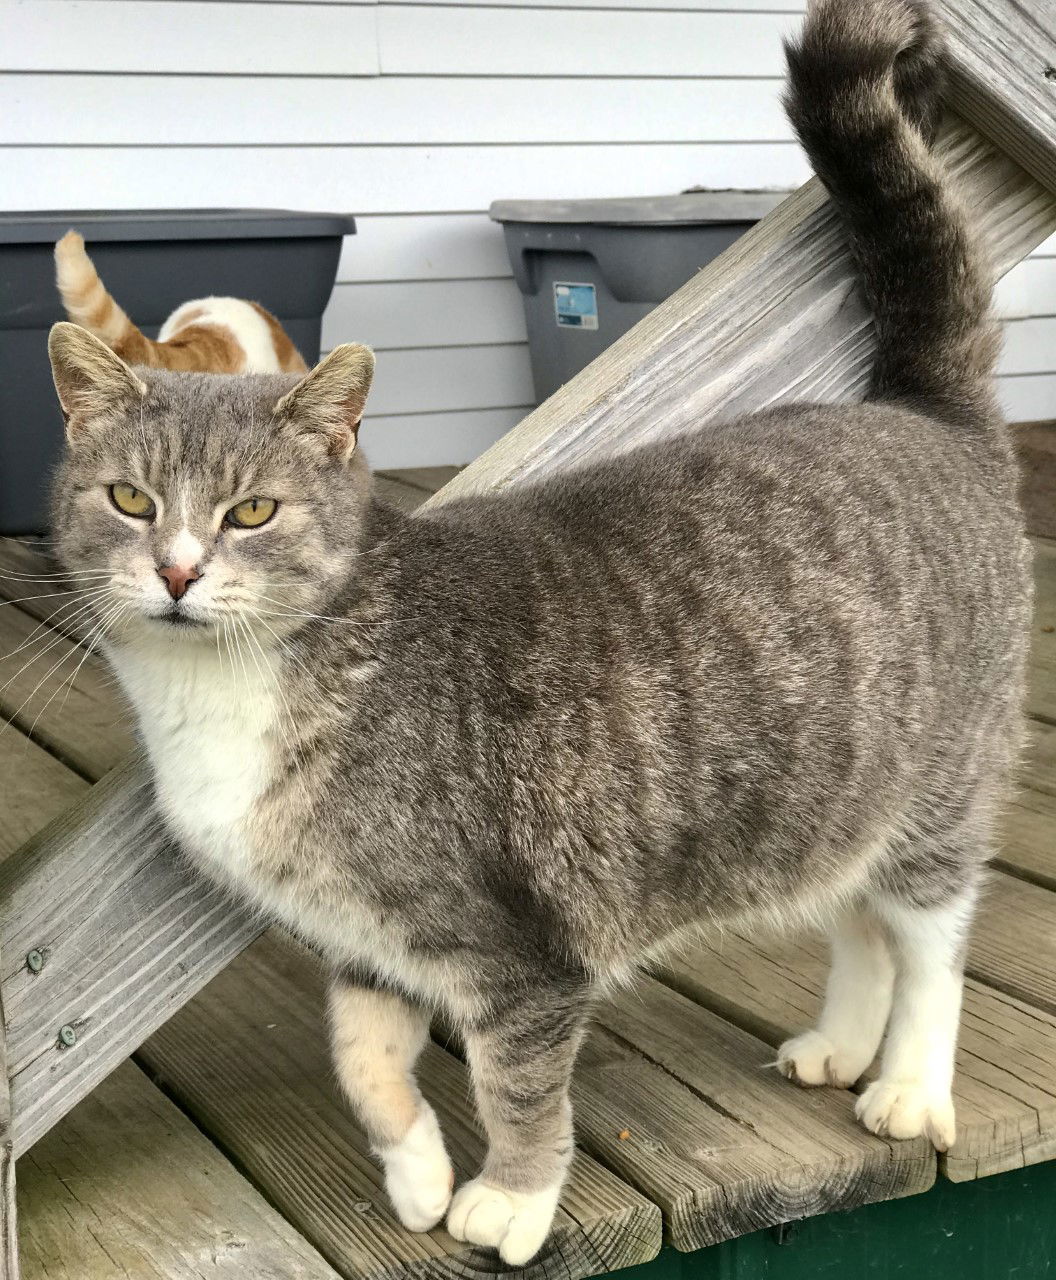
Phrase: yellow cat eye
[
  {"left": 109, "top": 483, "right": 155, "bottom": 519},
  {"left": 226, "top": 496, "right": 277, "bottom": 529}
]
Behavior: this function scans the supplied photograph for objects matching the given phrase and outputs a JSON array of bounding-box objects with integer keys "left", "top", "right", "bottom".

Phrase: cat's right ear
[
  {"left": 273, "top": 343, "right": 375, "bottom": 461},
  {"left": 48, "top": 321, "right": 146, "bottom": 441}
]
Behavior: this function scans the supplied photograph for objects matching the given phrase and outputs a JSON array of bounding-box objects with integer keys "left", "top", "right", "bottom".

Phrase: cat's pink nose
[{"left": 157, "top": 564, "right": 201, "bottom": 601}]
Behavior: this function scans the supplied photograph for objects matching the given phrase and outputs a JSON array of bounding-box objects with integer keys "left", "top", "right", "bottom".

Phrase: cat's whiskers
[
  {"left": 236, "top": 612, "right": 314, "bottom": 810},
  {"left": 4, "top": 595, "right": 124, "bottom": 737},
  {"left": 0, "top": 590, "right": 117, "bottom": 684},
  {"left": 0, "top": 568, "right": 113, "bottom": 582},
  {"left": 28, "top": 600, "right": 129, "bottom": 742},
  {"left": 252, "top": 597, "right": 392, "bottom": 630},
  {"left": 0, "top": 584, "right": 111, "bottom": 611},
  {"left": 0, "top": 589, "right": 114, "bottom": 662}
]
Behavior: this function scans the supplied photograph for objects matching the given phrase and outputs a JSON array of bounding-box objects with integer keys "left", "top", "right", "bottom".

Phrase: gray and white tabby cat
[{"left": 46, "top": 0, "right": 1028, "bottom": 1263}]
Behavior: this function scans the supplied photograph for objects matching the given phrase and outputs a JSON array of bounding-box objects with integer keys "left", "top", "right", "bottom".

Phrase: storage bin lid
[
  {"left": 489, "top": 191, "right": 789, "bottom": 226},
  {"left": 0, "top": 209, "right": 356, "bottom": 244}
]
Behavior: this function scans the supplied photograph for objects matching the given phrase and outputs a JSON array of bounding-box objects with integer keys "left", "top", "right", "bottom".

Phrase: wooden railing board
[
  {"left": 1, "top": 964, "right": 16, "bottom": 1280},
  {"left": 430, "top": 120, "right": 1056, "bottom": 507},
  {"left": 944, "top": 0, "right": 1056, "bottom": 196},
  {"left": 0, "top": 759, "right": 264, "bottom": 1157}
]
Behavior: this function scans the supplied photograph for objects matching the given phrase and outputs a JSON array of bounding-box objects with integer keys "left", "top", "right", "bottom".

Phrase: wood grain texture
[
  {"left": 140, "top": 933, "right": 662, "bottom": 1280},
  {"left": 0, "top": 758, "right": 264, "bottom": 1157},
  {"left": 17, "top": 1061, "right": 341, "bottom": 1280},
  {"left": 659, "top": 923, "right": 1056, "bottom": 1185},
  {"left": 430, "top": 119, "right": 1056, "bottom": 508},
  {"left": 0, "top": 945, "right": 16, "bottom": 1280},
  {"left": 943, "top": 0, "right": 1056, "bottom": 195},
  {"left": 576, "top": 978, "right": 934, "bottom": 1251},
  {"left": 967, "top": 873, "right": 1056, "bottom": 1020},
  {"left": 0, "top": 731, "right": 87, "bottom": 863}
]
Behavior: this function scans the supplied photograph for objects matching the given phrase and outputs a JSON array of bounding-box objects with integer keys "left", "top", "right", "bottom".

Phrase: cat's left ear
[
  {"left": 274, "top": 343, "right": 375, "bottom": 461},
  {"left": 48, "top": 321, "right": 146, "bottom": 440}
]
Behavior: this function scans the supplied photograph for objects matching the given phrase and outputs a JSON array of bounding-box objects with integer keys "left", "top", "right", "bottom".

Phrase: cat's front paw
[
  {"left": 777, "top": 1029, "right": 873, "bottom": 1088},
  {"left": 380, "top": 1107, "right": 455, "bottom": 1232},
  {"left": 447, "top": 1177, "right": 561, "bottom": 1266},
  {"left": 855, "top": 1078, "right": 956, "bottom": 1150}
]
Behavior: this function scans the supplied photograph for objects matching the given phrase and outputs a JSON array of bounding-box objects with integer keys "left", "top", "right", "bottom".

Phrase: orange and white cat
[{"left": 54, "top": 230, "right": 308, "bottom": 374}]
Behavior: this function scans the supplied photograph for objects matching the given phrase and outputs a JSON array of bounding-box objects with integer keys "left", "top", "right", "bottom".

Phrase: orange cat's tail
[{"left": 54, "top": 231, "right": 153, "bottom": 361}]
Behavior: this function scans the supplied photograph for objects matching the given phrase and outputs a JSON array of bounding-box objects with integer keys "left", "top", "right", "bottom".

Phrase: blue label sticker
[{"left": 553, "top": 282, "right": 598, "bottom": 330}]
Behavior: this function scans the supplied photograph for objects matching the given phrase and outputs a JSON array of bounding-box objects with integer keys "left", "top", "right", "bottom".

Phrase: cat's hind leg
[
  {"left": 447, "top": 981, "right": 592, "bottom": 1266},
  {"left": 854, "top": 882, "right": 977, "bottom": 1151},
  {"left": 328, "top": 971, "right": 454, "bottom": 1232},
  {"left": 778, "top": 906, "right": 895, "bottom": 1088}
]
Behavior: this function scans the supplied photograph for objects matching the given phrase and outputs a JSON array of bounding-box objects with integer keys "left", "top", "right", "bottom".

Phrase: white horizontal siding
[
  {"left": 377, "top": 7, "right": 800, "bottom": 76},
  {"left": 323, "top": 278, "right": 526, "bottom": 350},
  {"left": 5, "top": 1, "right": 379, "bottom": 74},
  {"left": 0, "top": 144, "right": 807, "bottom": 211},
  {"left": 998, "top": 375, "right": 1056, "bottom": 423},
  {"left": 337, "top": 215, "right": 511, "bottom": 284},
  {"left": 1, "top": 75, "right": 790, "bottom": 145},
  {"left": 359, "top": 406, "right": 529, "bottom": 470},
  {"left": 4, "top": 0, "right": 1051, "bottom": 474}
]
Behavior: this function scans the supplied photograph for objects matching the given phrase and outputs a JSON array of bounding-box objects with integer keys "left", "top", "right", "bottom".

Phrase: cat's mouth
[{"left": 150, "top": 606, "right": 208, "bottom": 629}]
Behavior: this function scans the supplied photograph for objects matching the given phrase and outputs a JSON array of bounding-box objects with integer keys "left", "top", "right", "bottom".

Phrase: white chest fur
[{"left": 109, "top": 635, "right": 279, "bottom": 884}]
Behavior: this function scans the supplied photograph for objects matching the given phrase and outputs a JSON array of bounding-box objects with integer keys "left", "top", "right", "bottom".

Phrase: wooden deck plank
[
  {"left": 142, "top": 931, "right": 934, "bottom": 1259},
  {"left": 658, "top": 921, "right": 1056, "bottom": 1185},
  {"left": 0, "top": 731, "right": 88, "bottom": 864},
  {"left": 997, "top": 791, "right": 1056, "bottom": 890},
  {"left": 0, "top": 603, "right": 131, "bottom": 781},
  {"left": 18, "top": 1061, "right": 342, "bottom": 1280},
  {"left": 578, "top": 979, "right": 934, "bottom": 1250},
  {"left": 431, "top": 120, "right": 1056, "bottom": 508},
  {"left": 968, "top": 874, "right": 1056, "bottom": 1020},
  {"left": 139, "top": 933, "right": 662, "bottom": 1280}
]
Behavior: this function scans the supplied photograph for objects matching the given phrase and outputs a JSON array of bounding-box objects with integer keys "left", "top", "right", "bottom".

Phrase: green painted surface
[{"left": 619, "top": 1161, "right": 1056, "bottom": 1279}]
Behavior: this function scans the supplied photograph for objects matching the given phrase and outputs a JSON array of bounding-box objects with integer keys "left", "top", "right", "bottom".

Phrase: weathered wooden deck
[{"left": 1, "top": 467, "right": 1054, "bottom": 1279}]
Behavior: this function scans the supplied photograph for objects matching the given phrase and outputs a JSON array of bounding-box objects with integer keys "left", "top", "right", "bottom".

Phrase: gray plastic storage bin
[
  {"left": 0, "top": 209, "right": 356, "bottom": 533},
  {"left": 490, "top": 192, "right": 787, "bottom": 404}
]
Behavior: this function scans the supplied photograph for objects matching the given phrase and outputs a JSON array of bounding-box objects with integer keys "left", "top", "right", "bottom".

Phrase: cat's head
[{"left": 47, "top": 321, "right": 376, "bottom": 645}]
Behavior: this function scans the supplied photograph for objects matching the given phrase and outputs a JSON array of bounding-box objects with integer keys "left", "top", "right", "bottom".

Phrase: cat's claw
[
  {"left": 777, "top": 1029, "right": 872, "bottom": 1089},
  {"left": 380, "top": 1108, "right": 455, "bottom": 1233},
  {"left": 447, "top": 1177, "right": 561, "bottom": 1266},
  {"left": 855, "top": 1079, "right": 957, "bottom": 1151}
]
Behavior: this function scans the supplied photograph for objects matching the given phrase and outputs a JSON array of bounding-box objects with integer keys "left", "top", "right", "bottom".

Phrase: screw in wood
[{"left": 58, "top": 1025, "right": 77, "bottom": 1048}]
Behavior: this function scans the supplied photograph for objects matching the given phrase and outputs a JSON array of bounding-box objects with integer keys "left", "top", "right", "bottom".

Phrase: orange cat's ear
[
  {"left": 48, "top": 321, "right": 146, "bottom": 440},
  {"left": 273, "top": 343, "right": 375, "bottom": 461}
]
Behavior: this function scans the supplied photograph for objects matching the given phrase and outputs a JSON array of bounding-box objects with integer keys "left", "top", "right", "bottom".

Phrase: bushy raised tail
[
  {"left": 54, "top": 231, "right": 156, "bottom": 364},
  {"left": 784, "top": 0, "right": 999, "bottom": 426}
]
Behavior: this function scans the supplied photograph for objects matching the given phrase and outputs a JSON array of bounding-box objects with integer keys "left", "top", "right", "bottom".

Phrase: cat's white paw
[
  {"left": 447, "top": 1177, "right": 561, "bottom": 1266},
  {"left": 855, "top": 1079, "right": 957, "bottom": 1151},
  {"left": 380, "top": 1108, "right": 455, "bottom": 1232},
  {"left": 777, "top": 1029, "right": 873, "bottom": 1088}
]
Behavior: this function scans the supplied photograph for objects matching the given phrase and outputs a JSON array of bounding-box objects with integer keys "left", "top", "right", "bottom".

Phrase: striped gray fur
[{"left": 43, "top": 0, "right": 1028, "bottom": 1263}]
